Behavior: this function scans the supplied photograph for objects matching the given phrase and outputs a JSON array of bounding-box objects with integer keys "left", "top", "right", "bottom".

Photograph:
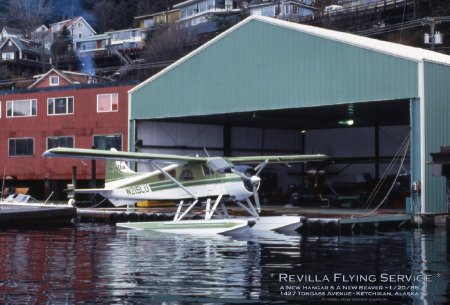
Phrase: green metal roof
[{"left": 129, "top": 16, "right": 444, "bottom": 120}]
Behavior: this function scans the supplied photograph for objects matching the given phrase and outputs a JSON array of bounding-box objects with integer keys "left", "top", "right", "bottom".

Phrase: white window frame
[
  {"left": 6, "top": 99, "right": 37, "bottom": 118},
  {"left": 77, "top": 22, "right": 83, "bottom": 28},
  {"left": 46, "top": 136, "right": 75, "bottom": 149},
  {"left": 47, "top": 96, "right": 74, "bottom": 115},
  {"left": 97, "top": 93, "right": 119, "bottom": 112},
  {"left": 8, "top": 137, "right": 35, "bottom": 157},
  {"left": 50, "top": 75, "right": 59, "bottom": 86}
]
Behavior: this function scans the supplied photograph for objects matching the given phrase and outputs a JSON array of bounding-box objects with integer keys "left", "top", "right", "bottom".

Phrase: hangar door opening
[{"left": 135, "top": 99, "right": 411, "bottom": 210}]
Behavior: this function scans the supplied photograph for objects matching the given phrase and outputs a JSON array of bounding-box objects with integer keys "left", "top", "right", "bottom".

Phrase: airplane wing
[
  {"left": 43, "top": 147, "right": 208, "bottom": 163},
  {"left": 43, "top": 148, "right": 328, "bottom": 165},
  {"left": 227, "top": 154, "right": 329, "bottom": 164}
]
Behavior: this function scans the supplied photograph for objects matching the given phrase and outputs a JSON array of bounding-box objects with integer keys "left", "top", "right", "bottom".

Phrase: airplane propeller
[
  {"left": 207, "top": 157, "right": 269, "bottom": 213},
  {"left": 231, "top": 159, "right": 268, "bottom": 213}
]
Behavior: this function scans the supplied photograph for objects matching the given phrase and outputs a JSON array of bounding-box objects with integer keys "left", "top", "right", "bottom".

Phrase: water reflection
[{"left": 0, "top": 224, "right": 448, "bottom": 304}]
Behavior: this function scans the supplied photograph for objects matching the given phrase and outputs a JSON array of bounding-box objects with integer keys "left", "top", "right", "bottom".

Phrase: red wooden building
[{"left": 0, "top": 79, "right": 137, "bottom": 199}]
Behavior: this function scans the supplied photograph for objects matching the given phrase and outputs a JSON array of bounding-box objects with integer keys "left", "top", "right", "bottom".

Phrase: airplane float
[{"left": 43, "top": 148, "right": 328, "bottom": 235}]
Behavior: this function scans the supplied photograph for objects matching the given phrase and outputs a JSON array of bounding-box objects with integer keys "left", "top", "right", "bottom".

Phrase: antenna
[{"left": 203, "top": 148, "right": 210, "bottom": 157}]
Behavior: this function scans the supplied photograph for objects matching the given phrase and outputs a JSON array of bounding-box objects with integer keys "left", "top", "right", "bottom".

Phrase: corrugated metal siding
[
  {"left": 131, "top": 19, "right": 418, "bottom": 120},
  {"left": 424, "top": 62, "right": 450, "bottom": 213}
]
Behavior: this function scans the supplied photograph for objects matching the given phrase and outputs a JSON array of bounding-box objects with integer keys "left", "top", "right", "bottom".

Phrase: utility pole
[{"left": 423, "top": 17, "right": 442, "bottom": 51}]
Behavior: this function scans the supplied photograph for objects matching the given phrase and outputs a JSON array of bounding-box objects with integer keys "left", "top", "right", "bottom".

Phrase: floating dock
[{"left": 75, "top": 205, "right": 412, "bottom": 235}]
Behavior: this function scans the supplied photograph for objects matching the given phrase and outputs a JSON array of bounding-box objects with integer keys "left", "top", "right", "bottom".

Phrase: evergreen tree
[{"left": 51, "top": 25, "right": 75, "bottom": 68}]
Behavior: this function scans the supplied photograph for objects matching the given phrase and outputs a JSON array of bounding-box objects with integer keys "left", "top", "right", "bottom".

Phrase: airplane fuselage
[{"left": 103, "top": 162, "right": 252, "bottom": 205}]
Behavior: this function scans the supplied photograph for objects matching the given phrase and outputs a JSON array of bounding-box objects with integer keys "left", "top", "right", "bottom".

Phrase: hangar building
[{"left": 128, "top": 16, "right": 450, "bottom": 214}]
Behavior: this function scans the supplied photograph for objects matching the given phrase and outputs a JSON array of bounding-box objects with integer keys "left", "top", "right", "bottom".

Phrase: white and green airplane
[{"left": 43, "top": 147, "right": 328, "bottom": 235}]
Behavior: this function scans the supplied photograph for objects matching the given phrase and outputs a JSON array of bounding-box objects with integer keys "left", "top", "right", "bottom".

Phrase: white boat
[{"left": 116, "top": 218, "right": 253, "bottom": 235}]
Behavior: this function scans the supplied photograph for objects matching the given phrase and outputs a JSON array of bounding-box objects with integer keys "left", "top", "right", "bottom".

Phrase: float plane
[{"left": 43, "top": 148, "right": 328, "bottom": 235}]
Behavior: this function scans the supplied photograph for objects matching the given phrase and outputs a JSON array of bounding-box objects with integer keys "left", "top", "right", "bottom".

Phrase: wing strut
[{"left": 149, "top": 160, "right": 197, "bottom": 200}]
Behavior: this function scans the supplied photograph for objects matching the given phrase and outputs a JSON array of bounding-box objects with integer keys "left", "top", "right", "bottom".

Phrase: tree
[
  {"left": 51, "top": 25, "right": 75, "bottom": 68},
  {"left": 142, "top": 24, "right": 199, "bottom": 62},
  {"left": 8, "top": 0, "right": 52, "bottom": 38}
]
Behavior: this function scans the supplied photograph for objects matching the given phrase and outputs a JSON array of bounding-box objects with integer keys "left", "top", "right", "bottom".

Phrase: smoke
[{"left": 78, "top": 54, "right": 96, "bottom": 75}]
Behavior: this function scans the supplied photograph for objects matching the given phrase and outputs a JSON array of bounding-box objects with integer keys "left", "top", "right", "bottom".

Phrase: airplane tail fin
[{"left": 105, "top": 149, "right": 139, "bottom": 183}]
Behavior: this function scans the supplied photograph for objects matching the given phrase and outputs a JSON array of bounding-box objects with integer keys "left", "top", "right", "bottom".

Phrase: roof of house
[
  {"left": 1, "top": 26, "right": 23, "bottom": 36},
  {"left": 49, "top": 16, "right": 97, "bottom": 35},
  {"left": 0, "top": 36, "right": 45, "bottom": 55},
  {"left": 106, "top": 28, "right": 142, "bottom": 34},
  {"left": 173, "top": 0, "right": 204, "bottom": 8},
  {"left": 28, "top": 68, "right": 95, "bottom": 88},
  {"left": 134, "top": 9, "right": 180, "bottom": 20}
]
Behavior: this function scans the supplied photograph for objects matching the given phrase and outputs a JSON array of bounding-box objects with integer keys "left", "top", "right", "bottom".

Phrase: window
[
  {"left": 50, "top": 76, "right": 59, "bottom": 86},
  {"left": 293, "top": 5, "right": 298, "bottom": 14},
  {"left": 202, "top": 164, "right": 213, "bottom": 176},
  {"left": 93, "top": 134, "right": 122, "bottom": 150},
  {"left": 143, "top": 19, "right": 154, "bottom": 28},
  {"left": 97, "top": 93, "right": 118, "bottom": 112},
  {"left": 7, "top": 100, "right": 37, "bottom": 117},
  {"left": 47, "top": 97, "right": 74, "bottom": 115},
  {"left": 8, "top": 41, "right": 12, "bottom": 47},
  {"left": 78, "top": 33, "right": 82, "bottom": 39},
  {"left": 77, "top": 22, "right": 83, "bottom": 28},
  {"left": 9, "top": 138, "right": 34, "bottom": 156},
  {"left": 2, "top": 52, "right": 14, "bottom": 60},
  {"left": 47, "top": 136, "right": 74, "bottom": 149},
  {"left": 274, "top": 6, "right": 280, "bottom": 16}
]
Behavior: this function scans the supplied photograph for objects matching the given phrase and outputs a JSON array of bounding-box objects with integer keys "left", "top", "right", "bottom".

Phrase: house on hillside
[
  {"left": 75, "top": 34, "right": 110, "bottom": 56},
  {"left": 174, "top": 0, "right": 243, "bottom": 34},
  {"left": 0, "top": 27, "right": 24, "bottom": 41},
  {"left": 0, "top": 36, "right": 51, "bottom": 76},
  {"left": 248, "top": 0, "right": 316, "bottom": 20},
  {"left": 135, "top": 9, "right": 181, "bottom": 29},
  {"left": 107, "top": 28, "right": 144, "bottom": 50},
  {"left": 46, "top": 16, "right": 96, "bottom": 50}
]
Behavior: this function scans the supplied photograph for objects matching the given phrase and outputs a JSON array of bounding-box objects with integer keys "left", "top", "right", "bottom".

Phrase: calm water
[{"left": 0, "top": 224, "right": 448, "bottom": 305}]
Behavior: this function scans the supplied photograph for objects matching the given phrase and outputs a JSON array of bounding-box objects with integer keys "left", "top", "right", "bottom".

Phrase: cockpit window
[{"left": 202, "top": 164, "right": 213, "bottom": 176}]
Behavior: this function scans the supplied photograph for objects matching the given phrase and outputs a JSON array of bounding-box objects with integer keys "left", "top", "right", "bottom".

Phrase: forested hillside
[{"left": 0, "top": 0, "right": 180, "bottom": 34}]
